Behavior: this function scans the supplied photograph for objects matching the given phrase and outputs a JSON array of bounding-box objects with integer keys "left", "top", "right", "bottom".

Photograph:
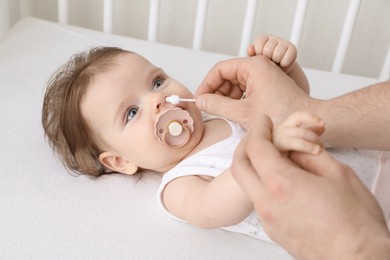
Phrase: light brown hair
[{"left": 42, "top": 47, "right": 131, "bottom": 177}]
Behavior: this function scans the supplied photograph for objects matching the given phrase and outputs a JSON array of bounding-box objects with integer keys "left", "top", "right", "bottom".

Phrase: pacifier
[{"left": 154, "top": 107, "right": 194, "bottom": 147}]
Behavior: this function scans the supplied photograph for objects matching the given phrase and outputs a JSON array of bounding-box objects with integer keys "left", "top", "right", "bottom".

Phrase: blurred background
[{"left": 5, "top": 0, "right": 390, "bottom": 78}]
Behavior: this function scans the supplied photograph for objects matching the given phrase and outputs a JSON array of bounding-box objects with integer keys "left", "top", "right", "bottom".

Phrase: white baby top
[
  {"left": 157, "top": 118, "right": 272, "bottom": 242},
  {"left": 157, "top": 117, "right": 384, "bottom": 242}
]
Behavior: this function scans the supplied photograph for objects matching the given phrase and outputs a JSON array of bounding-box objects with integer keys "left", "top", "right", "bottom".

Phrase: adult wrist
[
  {"left": 352, "top": 237, "right": 390, "bottom": 260},
  {"left": 314, "top": 222, "right": 390, "bottom": 260},
  {"left": 340, "top": 225, "right": 390, "bottom": 260}
]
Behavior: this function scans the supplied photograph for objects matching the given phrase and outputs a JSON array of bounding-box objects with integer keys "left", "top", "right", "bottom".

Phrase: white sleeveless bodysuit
[{"left": 157, "top": 117, "right": 387, "bottom": 241}]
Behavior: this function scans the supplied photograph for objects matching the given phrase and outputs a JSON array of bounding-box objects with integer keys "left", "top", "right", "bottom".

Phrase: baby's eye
[
  {"left": 153, "top": 79, "right": 164, "bottom": 90},
  {"left": 125, "top": 107, "right": 139, "bottom": 123}
]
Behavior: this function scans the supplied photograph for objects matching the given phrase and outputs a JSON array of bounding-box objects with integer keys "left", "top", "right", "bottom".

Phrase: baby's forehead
[{"left": 115, "top": 52, "right": 156, "bottom": 68}]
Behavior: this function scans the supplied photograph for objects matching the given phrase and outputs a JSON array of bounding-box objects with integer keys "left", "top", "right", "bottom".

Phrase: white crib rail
[
  {"left": 148, "top": 0, "right": 159, "bottom": 42},
  {"left": 332, "top": 0, "right": 361, "bottom": 73},
  {"left": 1, "top": 0, "right": 388, "bottom": 80},
  {"left": 103, "top": 0, "right": 113, "bottom": 33},
  {"left": 380, "top": 45, "right": 390, "bottom": 81},
  {"left": 0, "top": 0, "right": 10, "bottom": 39},
  {"left": 238, "top": 0, "right": 258, "bottom": 57},
  {"left": 58, "top": 0, "right": 68, "bottom": 24},
  {"left": 290, "top": 0, "right": 308, "bottom": 48},
  {"left": 192, "top": 0, "right": 208, "bottom": 50}
]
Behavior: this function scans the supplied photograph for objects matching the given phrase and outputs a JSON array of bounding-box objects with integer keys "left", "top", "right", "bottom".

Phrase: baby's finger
[
  {"left": 272, "top": 43, "right": 289, "bottom": 65},
  {"left": 282, "top": 127, "right": 324, "bottom": 147},
  {"left": 276, "top": 136, "right": 323, "bottom": 155},
  {"left": 284, "top": 111, "right": 324, "bottom": 129},
  {"left": 280, "top": 44, "right": 297, "bottom": 67},
  {"left": 247, "top": 44, "right": 256, "bottom": 56},
  {"left": 252, "top": 36, "right": 269, "bottom": 55},
  {"left": 262, "top": 39, "right": 278, "bottom": 59}
]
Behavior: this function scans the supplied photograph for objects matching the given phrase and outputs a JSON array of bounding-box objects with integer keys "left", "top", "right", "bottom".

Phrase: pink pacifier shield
[{"left": 154, "top": 108, "right": 194, "bottom": 147}]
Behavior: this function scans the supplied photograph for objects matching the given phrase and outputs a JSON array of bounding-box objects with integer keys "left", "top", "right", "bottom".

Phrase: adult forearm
[{"left": 314, "top": 80, "right": 390, "bottom": 150}]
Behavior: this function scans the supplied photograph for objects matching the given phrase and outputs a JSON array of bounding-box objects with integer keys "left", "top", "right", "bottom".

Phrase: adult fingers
[
  {"left": 231, "top": 135, "right": 264, "bottom": 202},
  {"left": 289, "top": 150, "right": 350, "bottom": 178},
  {"left": 195, "top": 93, "right": 247, "bottom": 122},
  {"left": 244, "top": 115, "right": 295, "bottom": 183},
  {"left": 210, "top": 80, "right": 244, "bottom": 98},
  {"left": 194, "top": 57, "right": 250, "bottom": 97}
]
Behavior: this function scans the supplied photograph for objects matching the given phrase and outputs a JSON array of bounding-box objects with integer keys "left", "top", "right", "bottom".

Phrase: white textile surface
[{"left": 0, "top": 17, "right": 378, "bottom": 259}]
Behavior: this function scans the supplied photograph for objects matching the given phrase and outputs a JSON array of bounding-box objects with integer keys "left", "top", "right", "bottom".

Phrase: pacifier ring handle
[{"left": 161, "top": 124, "right": 191, "bottom": 148}]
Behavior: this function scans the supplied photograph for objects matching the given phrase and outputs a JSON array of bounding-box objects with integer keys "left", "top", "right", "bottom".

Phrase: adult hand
[
  {"left": 231, "top": 115, "right": 390, "bottom": 259},
  {"left": 194, "top": 55, "right": 315, "bottom": 130}
]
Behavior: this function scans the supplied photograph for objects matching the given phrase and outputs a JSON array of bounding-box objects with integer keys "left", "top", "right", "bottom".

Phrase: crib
[
  {"left": 0, "top": 0, "right": 389, "bottom": 259},
  {"left": 1, "top": 0, "right": 389, "bottom": 79}
]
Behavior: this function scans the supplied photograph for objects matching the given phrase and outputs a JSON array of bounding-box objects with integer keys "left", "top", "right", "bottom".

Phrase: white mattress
[{"left": 0, "top": 17, "right": 379, "bottom": 259}]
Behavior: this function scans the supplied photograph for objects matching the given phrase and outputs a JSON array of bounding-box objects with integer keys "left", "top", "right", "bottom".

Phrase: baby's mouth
[{"left": 154, "top": 107, "right": 194, "bottom": 147}]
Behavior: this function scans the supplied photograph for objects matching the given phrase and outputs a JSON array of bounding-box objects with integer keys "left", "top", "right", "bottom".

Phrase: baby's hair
[{"left": 42, "top": 46, "right": 131, "bottom": 177}]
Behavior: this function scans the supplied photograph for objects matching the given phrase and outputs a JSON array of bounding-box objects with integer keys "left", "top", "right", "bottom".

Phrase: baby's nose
[{"left": 151, "top": 94, "right": 167, "bottom": 113}]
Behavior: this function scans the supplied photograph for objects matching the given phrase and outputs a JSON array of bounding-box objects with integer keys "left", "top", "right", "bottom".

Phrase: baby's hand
[
  {"left": 273, "top": 111, "right": 325, "bottom": 155},
  {"left": 247, "top": 35, "right": 297, "bottom": 69}
]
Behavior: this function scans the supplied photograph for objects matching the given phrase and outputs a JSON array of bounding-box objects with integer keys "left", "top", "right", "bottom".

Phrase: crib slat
[
  {"left": 239, "top": 0, "right": 258, "bottom": 57},
  {"left": 332, "top": 0, "right": 361, "bottom": 73},
  {"left": 193, "top": 0, "right": 208, "bottom": 50},
  {"left": 379, "top": 45, "right": 390, "bottom": 81},
  {"left": 103, "top": 0, "right": 113, "bottom": 33},
  {"left": 19, "top": 0, "right": 33, "bottom": 18},
  {"left": 0, "top": 0, "right": 10, "bottom": 39},
  {"left": 290, "top": 0, "right": 308, "bottom": 48},
  {"left": 148, "top": 0, "right": 160, "bottom": 42},
  {"left": 58, "top": 0, "right": 68, "bottom": 24}
]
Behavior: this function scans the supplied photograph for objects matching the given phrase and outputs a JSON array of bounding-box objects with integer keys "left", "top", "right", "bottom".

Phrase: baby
[{"left": 42, "top": 36, "right": 323, "bottom": 241}]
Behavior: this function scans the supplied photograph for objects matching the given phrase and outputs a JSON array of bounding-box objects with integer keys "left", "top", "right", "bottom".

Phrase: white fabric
[
  {"left": 158, "top": 118, "right": 272, "bottom": 242},
  {"left": 329, "top": 148, "right": 380, "bottom": 190},
  {"left": 0, "top": 17, "right": 384, "bottom": 259},
  {"left": 329, "top": 148, "right": 390, "bottom": 226},
  {"left": 372, "top": 152, "right": 390, "bottom": 229}
]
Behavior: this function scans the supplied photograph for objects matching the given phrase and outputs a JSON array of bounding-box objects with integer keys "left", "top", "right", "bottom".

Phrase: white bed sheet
[{"left": 0, "top": 18, "right": 379, "bottom": 259}]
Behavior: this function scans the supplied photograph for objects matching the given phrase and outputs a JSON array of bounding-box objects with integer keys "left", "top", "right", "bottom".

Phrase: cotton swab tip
[
  {"left": 165, "top": 95, "right": 181, "bottom": 105},
  {"left": 165, "top": 95, "right": 195, "bottom": 104}
]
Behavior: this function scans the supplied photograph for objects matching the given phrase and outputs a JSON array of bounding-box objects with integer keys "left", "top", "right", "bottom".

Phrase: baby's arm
[
  {"left": 248, "top": 35, "right": 310, "bottom": 94},
  {"left": 161, "top": 113, "right": 325, "bottom": 229},
  {"left": 273, "top": 111, "right": 325, "bottom": 155},
  {"left": 162, "top": 168, "right": 254, "bottom": 229}
]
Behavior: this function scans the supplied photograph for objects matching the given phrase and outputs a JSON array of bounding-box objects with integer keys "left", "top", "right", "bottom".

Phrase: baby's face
[{"left": 81, "top": 53, "right": 204, "bottom": 173}]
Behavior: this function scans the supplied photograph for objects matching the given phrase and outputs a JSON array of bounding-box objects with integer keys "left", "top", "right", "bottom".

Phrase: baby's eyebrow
[{"left": 150, "top": 67, "right": 164, "bottom": 76}]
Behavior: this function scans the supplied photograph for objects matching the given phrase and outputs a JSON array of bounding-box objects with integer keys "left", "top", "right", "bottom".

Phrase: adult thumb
[
  {"left": 196, "top": 94, "right": 243, "bottom": 122},
  {"left": 290, "top": 150, "right": 347, "bottom": 178}
]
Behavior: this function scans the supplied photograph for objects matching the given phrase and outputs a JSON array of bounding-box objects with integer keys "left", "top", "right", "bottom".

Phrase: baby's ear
[{"left": 99, "top": 152, "right": 138, "bottom": 175}]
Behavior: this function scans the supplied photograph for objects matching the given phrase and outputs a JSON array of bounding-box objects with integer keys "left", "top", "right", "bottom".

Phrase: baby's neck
[
  {"left": 157, "top": 118, "right": 232, "bottom": 173},
  {"left": 184, "top": 118, "right": 232, "bottom": 159}
]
